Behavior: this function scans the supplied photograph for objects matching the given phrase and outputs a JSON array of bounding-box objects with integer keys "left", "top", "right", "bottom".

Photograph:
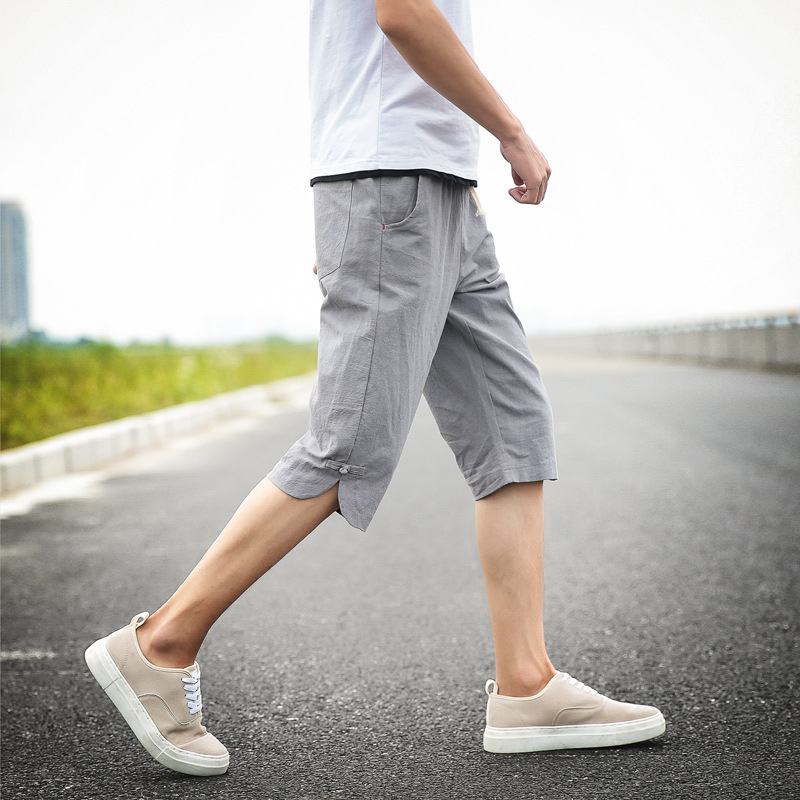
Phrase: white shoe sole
[
  {"left": 85, "top": 637, "right": 229, "bottom": 776},
  {"left": 483, "top": 711, "right": 666, "bottom": 753}
]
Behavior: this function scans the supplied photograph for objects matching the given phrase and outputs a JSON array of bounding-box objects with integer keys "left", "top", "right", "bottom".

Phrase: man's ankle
[
  {"left": 136, "top": 615, "right": 199, "bottom": 669},
  {"left": 495, "top": 665, "right": 557, "bottom": 697}
]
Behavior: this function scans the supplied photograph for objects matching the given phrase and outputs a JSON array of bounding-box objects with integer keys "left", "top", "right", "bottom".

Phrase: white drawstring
[{"left": 469, "top": 186, "right": 486, "bottom": 217}]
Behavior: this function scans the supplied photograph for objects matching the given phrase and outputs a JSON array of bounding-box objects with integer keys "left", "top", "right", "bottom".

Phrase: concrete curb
[{"left": 0, "top": 373, "right": 315, "bottom": 496}]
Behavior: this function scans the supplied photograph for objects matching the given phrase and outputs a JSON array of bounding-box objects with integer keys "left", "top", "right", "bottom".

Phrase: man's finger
[{"left": 508, "top": 181, "right": 547, "bottom": 205}]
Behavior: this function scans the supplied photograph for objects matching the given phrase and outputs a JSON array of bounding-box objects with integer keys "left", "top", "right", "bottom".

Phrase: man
[{"left": 86, "top": 0, "right": 665, "bottom": 776}]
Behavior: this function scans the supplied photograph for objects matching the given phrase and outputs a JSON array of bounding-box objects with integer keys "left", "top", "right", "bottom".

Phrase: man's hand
[
  {"left": 500, "top": 133, "right": 551, "bottom": 205},
  {"left": 376, "top": 0, "right": 551, "bottom": 206}
]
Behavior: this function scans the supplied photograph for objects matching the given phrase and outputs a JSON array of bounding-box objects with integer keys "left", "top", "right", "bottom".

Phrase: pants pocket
[
  {"left": 379, "top": 175, "right": 421, "bottom": 228},
  {"left": 313, "top": 181, "right": 354, "bottom": 280}
]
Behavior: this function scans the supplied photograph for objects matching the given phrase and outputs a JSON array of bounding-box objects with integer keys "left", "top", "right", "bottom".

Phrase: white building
[{"left": 1, "top": 202, "right": 31, "bottom": 342}]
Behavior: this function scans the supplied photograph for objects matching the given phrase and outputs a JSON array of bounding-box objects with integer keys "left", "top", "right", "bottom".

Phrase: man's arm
[{"left": 375, "top": 0, "right": 550, "bottom": 205}]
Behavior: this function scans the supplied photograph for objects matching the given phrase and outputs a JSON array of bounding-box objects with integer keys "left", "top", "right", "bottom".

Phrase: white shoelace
[
  {"left": 182, "top": 669, "right": 203, "bottom": 715},
  {"left": 560, "top": 672, "right": 599, "bottom": 696}
]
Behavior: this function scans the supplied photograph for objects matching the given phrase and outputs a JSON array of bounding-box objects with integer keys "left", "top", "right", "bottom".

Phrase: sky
[{"left": 2, "top": 0, "right": 799, "bottom": 344}]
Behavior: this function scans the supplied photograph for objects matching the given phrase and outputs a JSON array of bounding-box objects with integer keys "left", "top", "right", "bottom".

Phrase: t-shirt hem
[
  {"left": 311, "top": 168, "right": 477, "bottom": 188},
  {"left": 312, "top": 157, "right": 477, "bottom": 181}
]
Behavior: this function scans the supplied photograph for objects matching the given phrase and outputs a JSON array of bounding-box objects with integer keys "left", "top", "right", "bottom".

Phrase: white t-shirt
[{"left": 309, "top": 0, "right": 480, "bottom": 183}]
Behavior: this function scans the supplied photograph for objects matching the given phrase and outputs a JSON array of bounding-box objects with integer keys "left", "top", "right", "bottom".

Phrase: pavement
[{"left": 1, "top": 354, "right": 799, "bottom": 799}]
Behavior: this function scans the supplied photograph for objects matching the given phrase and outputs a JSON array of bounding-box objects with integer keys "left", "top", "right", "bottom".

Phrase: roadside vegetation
[{"left": 0, "top": 337, "right": 318, "bottom": 450}]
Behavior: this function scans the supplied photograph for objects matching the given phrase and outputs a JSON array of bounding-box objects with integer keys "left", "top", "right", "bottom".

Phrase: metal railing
[{"left": 530, "top": 310, "right": 800, "bottom": 370}]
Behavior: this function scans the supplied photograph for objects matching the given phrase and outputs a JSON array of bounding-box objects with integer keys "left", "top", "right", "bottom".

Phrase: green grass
[{"left": 0, "top": 337, "right": 318, "bottom": 450}]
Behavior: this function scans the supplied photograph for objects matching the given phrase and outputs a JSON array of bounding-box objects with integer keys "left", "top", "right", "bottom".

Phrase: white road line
[{"left": 1, "top": 650, "right": 57, "bottom": 661}]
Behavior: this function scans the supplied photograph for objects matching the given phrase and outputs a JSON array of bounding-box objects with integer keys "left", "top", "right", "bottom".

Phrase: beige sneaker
[
  {"left": 85, "top": 613, "right": 229, "bottom": 776},
  {"left": 483, "top": 672, "right": 665, "bottom": 753}
]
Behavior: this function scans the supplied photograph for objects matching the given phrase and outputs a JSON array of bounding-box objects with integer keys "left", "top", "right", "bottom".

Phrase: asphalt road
[{"left": 2, "top": 355, "right": 799, "bottom": 800}]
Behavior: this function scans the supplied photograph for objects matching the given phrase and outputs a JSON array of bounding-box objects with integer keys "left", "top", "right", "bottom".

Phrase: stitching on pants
[
  {"left": 336, "top": 181, "right": 355, "bottom": 274},
  {"left": 343, "top": 196, "right": 384, "bottom": 465},
  {"left": 316, "top": 181, "right": 355, "bottom": 282}
]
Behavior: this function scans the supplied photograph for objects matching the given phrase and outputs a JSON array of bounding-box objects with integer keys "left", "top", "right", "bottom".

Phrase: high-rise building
[{"left": 1, "top": 202, "right": 31, "bottom": 341}]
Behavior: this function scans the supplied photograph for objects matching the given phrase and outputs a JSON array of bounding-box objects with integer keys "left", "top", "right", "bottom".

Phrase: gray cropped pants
[{"left": 268, "top": 175, "right": 557, "bottom": 531}]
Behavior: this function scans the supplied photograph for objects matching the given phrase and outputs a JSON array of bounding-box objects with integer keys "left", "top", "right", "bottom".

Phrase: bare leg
[
  {"left": 476, "top": 481, "right": 556, "bottom": 696},
  {"left": 136, "top": 478, "right": 340, "bottom": 668}
]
